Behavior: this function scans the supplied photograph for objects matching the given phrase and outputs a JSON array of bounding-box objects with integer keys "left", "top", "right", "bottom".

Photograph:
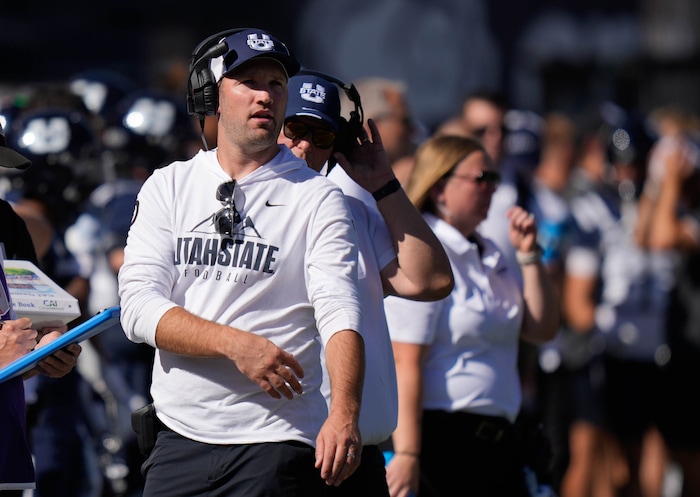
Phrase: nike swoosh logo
[{"left": 265, "top": 200, "right": 285, "bottom": 207}]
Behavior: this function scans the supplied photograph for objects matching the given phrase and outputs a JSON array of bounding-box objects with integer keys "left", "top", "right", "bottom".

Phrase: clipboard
[
  {"left": 3, "top": 259, "right": 81, "bottom": 327},
  {"left": 0, "top": 306, "right": 121, "bottom": 383}
]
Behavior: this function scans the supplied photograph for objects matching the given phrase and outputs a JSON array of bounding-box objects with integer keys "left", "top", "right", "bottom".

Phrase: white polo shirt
[{"left": 384, "top": 214, "right": 524, "bottom": 422}]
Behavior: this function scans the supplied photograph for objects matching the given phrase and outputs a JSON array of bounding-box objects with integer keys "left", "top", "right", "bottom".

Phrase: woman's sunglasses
[{"left": 448, "top": 170, "right": 501, "bottom": 186}]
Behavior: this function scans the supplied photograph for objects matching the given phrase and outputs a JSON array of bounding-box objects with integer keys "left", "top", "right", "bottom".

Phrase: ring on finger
[{"left": 346, "top": 452, "right": 355, "bottom": 459}]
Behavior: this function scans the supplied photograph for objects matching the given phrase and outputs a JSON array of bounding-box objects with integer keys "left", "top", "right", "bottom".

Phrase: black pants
[
  {"left": 141, "top": 429, "right": 327, "bottom": 497},
  {"left": 420, "top": 410, "right": 530, "bottom": 497}
]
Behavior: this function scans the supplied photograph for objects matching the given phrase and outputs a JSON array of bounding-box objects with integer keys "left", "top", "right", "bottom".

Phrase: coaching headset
[
  {"left": 187, "top": 29, "right": 245, "bottom": 120},
  {"left": 292, "top": 68, "right": 364, "bottom": 160},
  {"left": 186, "top": 29, "right": 363, "bottom": 156},
  {"left": 186, "top": 27, "right": 299, "bottom": 149}
]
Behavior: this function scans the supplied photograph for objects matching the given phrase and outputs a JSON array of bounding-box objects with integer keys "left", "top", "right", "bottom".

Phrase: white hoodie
[{"left": 118, "top": 146, "right": 361, "bottom": 446}]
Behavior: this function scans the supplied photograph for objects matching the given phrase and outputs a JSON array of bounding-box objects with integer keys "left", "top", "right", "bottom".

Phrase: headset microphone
[{"left": 197, "top": 41, "right": 229, "bottom": 64}]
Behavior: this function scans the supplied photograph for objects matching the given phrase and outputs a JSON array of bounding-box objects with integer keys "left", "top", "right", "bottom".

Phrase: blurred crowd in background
[
  {"left": 2, "top": 0, "right": 700, "bottom": 127},
  {"left": 2, "top": 1, "right": 700, "bottom": 496}
]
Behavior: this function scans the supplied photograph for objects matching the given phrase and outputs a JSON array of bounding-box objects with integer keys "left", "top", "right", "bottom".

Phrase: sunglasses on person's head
[
  {"left": 214, "top": 180, "right": 242, "bottom": 236},
  {"left": 283, "top": 120, "right": 336, "bottom": 149},
  {"left": 448, "top": 170, "right": 501, "bottom": 186}
]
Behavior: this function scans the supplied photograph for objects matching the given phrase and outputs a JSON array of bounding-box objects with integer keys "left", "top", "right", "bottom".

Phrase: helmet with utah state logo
[{"left": 3, "top": 107, "right": 103, "bottom": 228}]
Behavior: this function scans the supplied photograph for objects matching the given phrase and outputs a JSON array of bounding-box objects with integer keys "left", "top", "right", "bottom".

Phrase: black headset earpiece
[
  {"left": 186, "top": 28, "right": 252, "bottom": 149},
  {"left": 295, "top": 68, "right": 364, "bottom": 159}
]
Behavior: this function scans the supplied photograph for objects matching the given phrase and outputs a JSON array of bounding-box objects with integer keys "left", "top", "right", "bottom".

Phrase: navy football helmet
[
  {"left": 101, "top": 88, "right": 199, "bottom": 177},
  {"left": 3, "top": 107, "right": 103, "bottom": 227}
]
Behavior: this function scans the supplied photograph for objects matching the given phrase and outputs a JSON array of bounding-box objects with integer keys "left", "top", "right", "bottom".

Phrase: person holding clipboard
[{"left": 0, "top": 122, "right": 82, "bottom": 496}]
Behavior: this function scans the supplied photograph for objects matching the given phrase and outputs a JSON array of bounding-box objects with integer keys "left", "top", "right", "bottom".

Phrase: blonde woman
[{"left": 384, "top": 135, "right": 560, "bottom": 497}]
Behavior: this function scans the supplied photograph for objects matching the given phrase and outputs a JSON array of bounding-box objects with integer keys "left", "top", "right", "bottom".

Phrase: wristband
[
  {"left": 516, "top": 248, "right": 542, "bottom": 265},
  {"left": 372, "top": 178, "right": 401, "bottom": 201}
]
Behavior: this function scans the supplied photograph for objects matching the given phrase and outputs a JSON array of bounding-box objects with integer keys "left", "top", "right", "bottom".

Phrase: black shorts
[
  {"left": 565, "top": 357, "right": 610, "bottom": 428},
  {"left": 603, "top": 355, "right": 663, "bottom": 444},
  {"left": 657, "top": 349, "right": 700, "bottom": 451}
]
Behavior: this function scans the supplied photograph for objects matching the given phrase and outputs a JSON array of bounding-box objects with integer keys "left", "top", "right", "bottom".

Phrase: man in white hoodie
[{"left": 118, "top": 28, "right": 365, "bottom": 497}]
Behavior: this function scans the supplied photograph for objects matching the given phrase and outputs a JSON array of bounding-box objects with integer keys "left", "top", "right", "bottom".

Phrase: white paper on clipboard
[{"left": 3, "top": 259, "right": 81, "bottom": 328}]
